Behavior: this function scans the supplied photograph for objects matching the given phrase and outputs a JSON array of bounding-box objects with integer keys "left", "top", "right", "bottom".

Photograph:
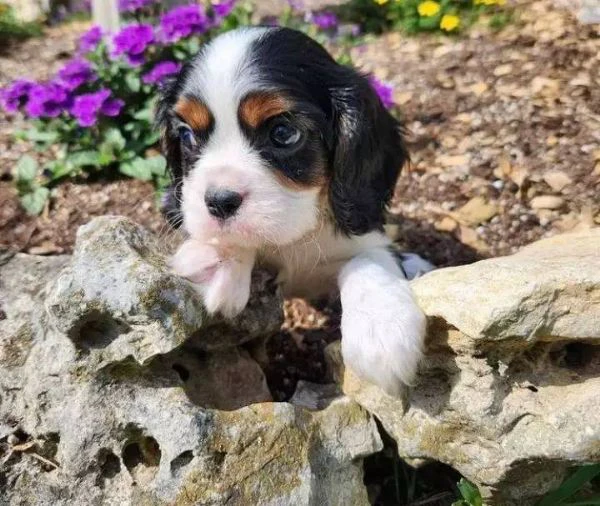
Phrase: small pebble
[{"left": 530, "top": 195, "right": 565, "bottom": 210}]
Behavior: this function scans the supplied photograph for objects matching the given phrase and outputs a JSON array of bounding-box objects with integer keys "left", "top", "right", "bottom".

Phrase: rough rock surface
[
  {"left": 0, "top": 217, "right": 381, "bottom": 506},
  {"left": 4, "top": 0, "right": 48, "bottom": 22},
  {"left": 328, "top": 228, "right": 600, "bottom": 506}
]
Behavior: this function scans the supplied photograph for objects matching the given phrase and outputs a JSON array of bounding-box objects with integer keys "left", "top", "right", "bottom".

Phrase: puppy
[{"left": 157, "top": 26, "right": 427, "bottom": 395}]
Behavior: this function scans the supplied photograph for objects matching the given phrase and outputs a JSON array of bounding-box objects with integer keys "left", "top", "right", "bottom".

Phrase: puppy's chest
[
  {"left": 258, "top": 243, "right": 342, "bottom": 299},
  {"left": 258, "top": 229, "right": 391, "bottom": 299}
]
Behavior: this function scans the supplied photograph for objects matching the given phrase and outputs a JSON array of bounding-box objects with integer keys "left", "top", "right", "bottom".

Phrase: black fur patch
[
  {"left": 155, "top": 61, "right": 202, "bottom": 227},
  {"left": 252, "top": 28, "right": 408, "bottom": 235}
]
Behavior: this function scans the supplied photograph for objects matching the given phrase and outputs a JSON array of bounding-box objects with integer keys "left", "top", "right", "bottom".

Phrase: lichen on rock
[
  {"left": 328, "top": 228, "right": 600, "bottom": 506},
  {"left": 0, "top": 216, "right": 381, "bottom": 506}
]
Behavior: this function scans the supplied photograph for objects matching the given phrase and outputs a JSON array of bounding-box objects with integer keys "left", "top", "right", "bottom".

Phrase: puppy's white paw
[
  {"left": 339, "top": 249, "right": 427, "bottom": 396},
  {"left": 171, "top": 240, "right": 255, "bottom": 319}
]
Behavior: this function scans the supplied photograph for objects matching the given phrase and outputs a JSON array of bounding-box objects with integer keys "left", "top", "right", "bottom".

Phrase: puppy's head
[{"left": 157, "top": 27, "right": 407, "bottom": 247}]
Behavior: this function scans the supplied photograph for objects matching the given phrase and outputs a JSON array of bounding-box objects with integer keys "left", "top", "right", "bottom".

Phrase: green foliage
[
  {"left": 5, "top": 1, "right": 258, "bottom": 214},
  {"left": 13, "top": 156, "right": 50, "bottom": 214},
  {"left": 338, "top": 0, "right": 508, "bottom": 34},
  {"left": 0, "top": 2, "right": 41, "bottom": 43},
  {"left": 538, "top": 465, "right": 600, "bottom": 506},
  {"left": 453, "top": 478, "right": 483, "bottom": 506},
  {"left": 449, "top": 466, "right": 600, "bottom": 506}
]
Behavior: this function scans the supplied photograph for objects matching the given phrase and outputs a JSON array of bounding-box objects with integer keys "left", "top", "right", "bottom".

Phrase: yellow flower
[
  {"left": 440, "top": 14, "right": 460, "bottom": 31},
  {"left": 374, "top": 0, "right": 389, "bottom": 5},
  {"left": 418, "top": 1, "right": 441, "bottom": 17}
]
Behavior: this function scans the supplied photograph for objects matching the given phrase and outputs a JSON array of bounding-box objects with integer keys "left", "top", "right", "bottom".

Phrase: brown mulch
[
  {"left": 0, "top": 180, "right": 163, "bottom": 254},
  {"left": 353, "top": 0, "right": 600, "bottom": 260},
  {"left": 1, "top": 1, "right": 599, "bottom": 401}
]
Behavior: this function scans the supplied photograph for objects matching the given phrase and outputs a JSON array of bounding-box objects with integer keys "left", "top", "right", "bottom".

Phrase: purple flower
[
  {"left": 102, "top": 96, "right": 125, "bottom": 117},
  {"left": 79, "top": 25, "right": 103, "bottom": 53},
  {"left": 369, "top": 76, "right": 394, "bottom": 109},
  {"left": 25, "top": 82, "right": 72, "bottom": 118},
  {"left": 112, "top": 24, "right": 154, "bottom": 66},
  {"left": 212, "top": 0, "right": 236, "bottom": 18},
  {"left": 118, "top": 0, "right": 155, "bottom": 12},
  {"left": 0, "top": 79, "right": 37, "bottom": 114},
  {"left": 70, "top": 89, "right": 124, "bottom": 127},
  {"left": 142, "top": 61, "right": 181, "bottom": 85},
  {"left": 57, "top": 58, "right": 96, "bottom": 91},
  {"left": 312, "top": 12, "right": 338, "bottom": 30},
  {"left": 158, "top": 5, "right": 208, "bottom": 43}
]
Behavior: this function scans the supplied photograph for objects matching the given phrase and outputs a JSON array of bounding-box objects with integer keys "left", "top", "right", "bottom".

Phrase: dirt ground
[{"left": 1, "top": 1, "right": 599, "bottom": 401}]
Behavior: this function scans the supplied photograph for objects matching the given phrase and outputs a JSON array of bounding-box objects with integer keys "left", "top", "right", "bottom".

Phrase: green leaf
[
  {"left": 417, "top": 14, "right": 441, "bottom": 30},
  {"left": 125, "top": 73, "right": 141, "bottom": 93},
  {"left": 15, "top": 155, "right": 38, "bottom": 182},
  {"left": 563, "top": 497, "right": 600, "bottom": 506},
  {"left": 103, "top": 128, "right": 127, "bottom": 151},
  {"left": 133, "top": 107, "right": 154, "bottom": 122},
  {"left": 24, "top": 128, "right": 59, "bottom": 144},
  {"left": 145, "top": 155, "right": 167, "bottom": 176},
  {"left": 99, "top": 128, "right": 127, "bottom": 164},
  {"left": 67, "top": 150, "right": 102, "bottom": 168},
  {"left": 143, "top": 130, "right": 161, "bottom": 146},
  {"left": 44, "top": 160, "right": 72, "bottom": 181},
  {"left": 185, "top": 37, "right": 200, "bottom": 54},
  {"left": 20, "top": 187, "right": 49, "bottom": 215},
  {"left": 457, "top": 479, "right": 482, "bottom": 506},
  {"left": 98, "top": 151, "right": 115, "bottom": 166},
  {"left": 119, "top": 157, "right": 153, "bottom": 181},
  {"left": 173, "top": 48, "right": 188, "bottom": 60},
  {"left": 538, "top": 465, "right": 600, "bottom": 506}
]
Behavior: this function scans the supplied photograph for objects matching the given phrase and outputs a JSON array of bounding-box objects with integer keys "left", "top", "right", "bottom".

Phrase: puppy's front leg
[
  {"left": 338, "top": 248, "right": 427, "bottom": 396},
  {"left": 171, "top": 239, "right": 256, "bottom": 318}
]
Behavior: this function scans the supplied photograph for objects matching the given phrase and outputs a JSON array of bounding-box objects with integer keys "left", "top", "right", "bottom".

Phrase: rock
[
  {"left": 543, "top": 171, "right": 572, "bottom": 192},
  {"left": 328, "top": 229, "right": 600, "bottom": 506},
  {"left": 493, "top": 64, "right": 513, "bottom": 77},
  {"left": 555, "top": 0, "right": 600, "bottom": 23},
  {"left": 530, "top": 195, "right": 565, "bottom": 210},
  {"left": 434, "top": 216, "right": 458, "bottom": 232},
  {"left": 454, "top": 196, "right": 499, "bottom": 226},
  {"left": 3, "top": 0, "right": 49, "bottom": 22},
  {"left": 0, "top": 217, "right": 382, "bottom": 505}
]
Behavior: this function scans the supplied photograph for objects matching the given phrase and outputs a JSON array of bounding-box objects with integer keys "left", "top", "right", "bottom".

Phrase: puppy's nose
[{"left": 204, "top": 188, "right": 243, "bottom": 219}]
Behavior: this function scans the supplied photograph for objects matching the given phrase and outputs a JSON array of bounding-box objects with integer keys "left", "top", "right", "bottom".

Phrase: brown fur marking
[
  {"left": 239, "top": 92, "right": 290, "bottom": 128},
  {"left": 175, "top": 98, "right": 212, "bottom": 131},
  {"left": 271, "top": 162, "right": 328, "bottom": 192}
]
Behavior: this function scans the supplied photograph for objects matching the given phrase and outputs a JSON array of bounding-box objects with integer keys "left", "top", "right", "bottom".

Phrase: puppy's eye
[
  {"left": 178, "top": 126, "right": 196, "bottom": 147},
  {"left": 270, "top": 123, "right": 301, "bottom": 148}
]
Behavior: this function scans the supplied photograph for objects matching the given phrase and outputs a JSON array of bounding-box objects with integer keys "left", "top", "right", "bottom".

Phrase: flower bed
[
  {"left": 0, "top": 0, "right": 394, "bottom": 214},
  {"left": 339, "top": 0, "right": 508, "bottom": 34}
]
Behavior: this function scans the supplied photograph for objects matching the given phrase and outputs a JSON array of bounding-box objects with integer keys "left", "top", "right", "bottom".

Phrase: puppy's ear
[
  {"left": 329, "top": 74, "right": 408, "bottom": 236},
  {"left": 155, "top": 76, "right": 184, "bottom": 228}
]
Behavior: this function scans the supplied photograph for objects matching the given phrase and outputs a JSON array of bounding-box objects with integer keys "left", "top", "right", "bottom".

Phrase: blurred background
[{"left": 0, "top": 1, "right": 598, "bottom": 503}]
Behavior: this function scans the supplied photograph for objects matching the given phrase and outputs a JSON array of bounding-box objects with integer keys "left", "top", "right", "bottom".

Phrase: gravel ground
[{"left": 1, "top": 0, "right": 599, "bottom": 401}]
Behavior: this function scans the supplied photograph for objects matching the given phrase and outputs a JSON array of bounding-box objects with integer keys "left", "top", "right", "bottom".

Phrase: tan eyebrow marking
[
  {"left": 174, "top": 98, "right": 212, "bottom": 131},
  {"left": 239, "top": 92, "right": 290, "bottom": 129}
]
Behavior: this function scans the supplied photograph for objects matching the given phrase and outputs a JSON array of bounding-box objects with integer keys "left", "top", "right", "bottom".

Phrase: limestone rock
[
  {"left": 3, "top": 0, "right": 49, "bottom": 22},
  {"left": 0, "top": 217, "right": 381, "bottom": 505},
  {"left": 328, "top": 229, "right": 600, "bottom": 506}
]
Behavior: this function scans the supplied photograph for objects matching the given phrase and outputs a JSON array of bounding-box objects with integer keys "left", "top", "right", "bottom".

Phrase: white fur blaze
[{"left": 338, "top": 248, "right": 427, "bottom": 396}]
